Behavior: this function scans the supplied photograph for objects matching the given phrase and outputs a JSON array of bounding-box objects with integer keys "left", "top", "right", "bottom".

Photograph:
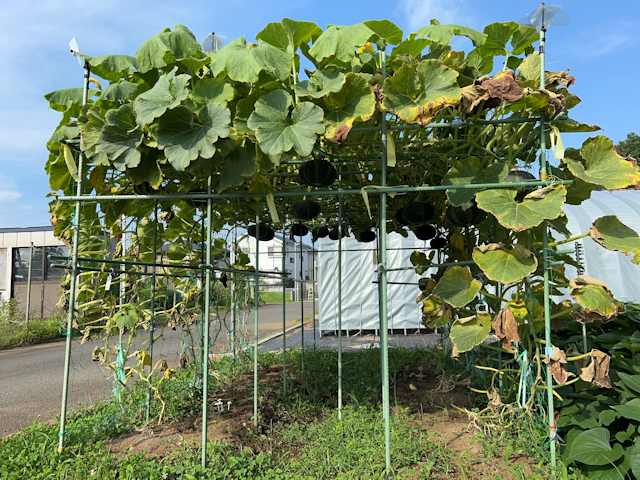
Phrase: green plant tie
[
  {"left": 112, "top": 343, "right": 127, "bottom": 403},
  {"left": 516, "top": 348, "right": 530, "bottom": 409}
]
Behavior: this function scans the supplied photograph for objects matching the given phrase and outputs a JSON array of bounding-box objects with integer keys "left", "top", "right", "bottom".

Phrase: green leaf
[
  {"left": 618, "top": 372, "right": 640, "bottom": 394},
  {"left": 473, "top": 243, "right": 538, "bottom": 284},
  {"left": 135, "top": 25, "right": 201, "bottom": 73},
  {"left": 210, "top": 37, "right": 292, "bottom": 83},
  {"left": 412, "top": 24, "right": 486, "bottom": 47},
  {"left": 219, "top": 144, "right": 257, "bottom": 191},
  {"left": 432, "top": 265, "right": 482, "bottom": 308},
  {"left": 630, "top": 441, "right": 640, "bottom": 480},
  {"left": 480, "top": 22, "right": 519, "bottom": 56},
  {"left": 100, "top": 81, "right": 139, "bottom": 102},
  {"left": 295, "top": 68, "right": 346, "bottom": 99},
  {"left": 382, "top": 60, "right": 460, "bottom": 126},
  {"left": 564, "top": 136, "right": 640, "bottom": 190},
  {"left": 510, "top": 26, "right": 539, "bottom": 55},
  {"left": 134, "top": 67, "right": 190, "bottom": 127},
  {"left": 442, "top": 158, "right": 508, "bottom": 206},
  {"left": 570, "top": 279, "right": 616, "bottom": 318},
  {"left": 590, "top": 216, "right": 640, "bottom": 264},
  {"left": 95, "top": 105, "right": 143, "bottom": 171},
  {"left": 157, "top": 103, "right": 231, "bottom": 172},
  {"left": 567, "top": 428, "right": 624, "bottom": 466},
  {"left": 88, "top": 54, "right": 138, "bottom": 80},
  {"left": 364, "top": 20, "right": 403, "bottom": 46},
  {"left": 555, "top": 118, "right": 602, "bottom": 133},
  {"left": 612, "top": 398, "right": 640, "bottom": 422},
  {"left": 191, "top": 78, "right": 235, "bottom": 106},
  {"left": 450, "top": 312, "right": 492, "bottom": 354},
  {"left": 309, "top": 23, "right": 374, "bottom": 63},
  {"left": 322, "top": 73, "right": 376, "bottom": 141},
  {"left": 48, "top": 153, "right": 72, "bottom": 191},
  {"left": 127, "top": 154, "right": 163, "bottom": 189},
  {"left": 410, "top": 251, "right": 430, "bottom": 275},
  {"left": 115, "top": 306, "right": 139, "bottom": 329},
  {"left": 256, "top": 19, "right": 322, "bottom": 51},
  {"left": 475, "top": 184, "right": 566, "bottom": 232},
  {"left": 44, "top": 88, "right": 99, "bottom": 112},
  {"left": 390, "top": 39, "right": 430, "bottom": 59},
  {"left": 247, "top": 90, "right": 324, "bottom": 157}
]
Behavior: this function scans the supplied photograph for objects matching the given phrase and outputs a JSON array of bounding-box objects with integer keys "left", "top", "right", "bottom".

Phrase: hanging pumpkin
[
  {"left": 298, "top": 159, "right": 337, "bottom": 187},
  {"left": 415, "top": 224, "right": 437, "bottom": 241},
  {"left": 248, "top": 225, "right": 275, "bottom": 241},
  {"left": 133, "top": 182, "right": 156, "bottom": 196},
  {"left": 503, "top": 169, "right": 537, "bottom": 201},
  {"left": 315, "top": 226, "right": 330, "bottom": 238},
  {"left": 430, "top": 237, "right": 447, "bottom": 249},
  {"left": 402, "top": 202, "right": 435, "bottom": 225},
  {"left": 358, "top": 230, "right": 376, "bottom": 243},
  {"left": 395, "top": 208, "right": 410, "bottom": 226},
  {"left": 329, "top": 227, "right": 347, "bottom": 241},
  {"left": 291, "top": 223, "right": 309, "bottom": 237},
  {"left": 292, "top": 200, "right": 321, "bottom": 220},
  {"left": 446, "top": 201, "right": 486, "bottom": 227}
]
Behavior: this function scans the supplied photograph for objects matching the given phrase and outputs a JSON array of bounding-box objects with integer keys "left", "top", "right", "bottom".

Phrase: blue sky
[{"left": 0, "top": 0, "right": 638, "bottom": 228}]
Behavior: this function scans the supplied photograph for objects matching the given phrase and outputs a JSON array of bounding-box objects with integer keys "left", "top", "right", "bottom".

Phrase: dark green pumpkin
[
  {"left": 503, "top": 169, "right": 537, "bottom": 201},
  {"left": 292, "top": 200, "right": 321, "bottom": 220},
  {"left": 133, "top": 182, "right": 155, "bottom": 196},
  {"left": 248, "top": 225, "right": 275, "bottom": 241},
  {"left": 395, "top": 208, "right": 410, "bottom": 226},
  {"left": 415, "top": 224, "right": 437, "bottom": 241},
  {"left": 298, "top": 159, "right": 337, "bottom": 187},
  {"left": 402, "top": 202, "right": 434, "bottom": 225},
  {"left": 291, "top": 223, "right": 309, "bottom": 237},
  {"left": 316, "top": 227, "right": 330, "bottom": 238},
  {"left": 430, "top": 237, "right": 447, "bottom": 249},
  {"left": 446, "top": 201, "right": 486, "bottom": 227},
  {"left": 329, "top": 227, "right": 347, "bottom": 241},
  {"left": 358, "top": 230, "right": 376, "bottom": 243}
]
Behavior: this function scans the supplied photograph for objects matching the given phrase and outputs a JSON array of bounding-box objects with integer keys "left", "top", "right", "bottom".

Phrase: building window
[
  {"left": 268, "top": 246, "right": 283, "bottom": 257},
  {"left": 13, "top": 245, "right": 69, "bottom": 283},
  {"left": 290, "top": 257, "right": 294, "bottom": 263}
]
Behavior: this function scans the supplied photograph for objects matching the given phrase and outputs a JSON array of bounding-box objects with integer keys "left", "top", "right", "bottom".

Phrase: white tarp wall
[
  {"left": 318, "top": 232, "right": 433, "bottom": 333},
  {"left": 562, "top": 191, "right": 640, "bottom": 302}
]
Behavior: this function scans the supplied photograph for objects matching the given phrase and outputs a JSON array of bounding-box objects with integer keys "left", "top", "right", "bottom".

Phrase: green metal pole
[
  {"left": 232, "top": 225, "right": 237, "bottom": 376},
  {"left": 539, "top": 20, "right": 557, "bottom": 474},
  {"left": 58, "top": 61, "right": 90, "bottom": 453},
  {"left": 282, "top": 223, "right": 287, "bottom": 393},
  {"left": 312, "top": 241, "right": 316, "bottom": 353},
  {"left": 379, "top": 49, "right": 392, "bottom": 476},
  {"left": 300, "top": 237, "right": 305, "bottom": 376},
  {"left": 582, "top": 324, "right": 588, "bottom": 354},
  {"left": 337, "top": 191, "right": 343, "bottom": 420},
  {"left": 201, "top": 176, "right": 213, "bottom": 469},
  {"left": 145, "top": 201, "right": 158, "bottom": 423},
  {"left": 254, "top": 203, "right": 260, "bottom": 426}
]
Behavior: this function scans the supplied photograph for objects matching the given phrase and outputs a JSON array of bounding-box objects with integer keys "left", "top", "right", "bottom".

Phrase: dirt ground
[{"left": 106, "top": 362, "right": 543, "bottom": 479}]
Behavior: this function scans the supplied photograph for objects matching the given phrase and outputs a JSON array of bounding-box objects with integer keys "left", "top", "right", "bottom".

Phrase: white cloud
[
  {"left": 397, "top": 0, "right": 471, "bottom": 33},
  {"left": 564, "top": 21, "right": 637, "bottom": 59},
  {"left": 0, "top": 175, "right": 22, "bottom": 202}
]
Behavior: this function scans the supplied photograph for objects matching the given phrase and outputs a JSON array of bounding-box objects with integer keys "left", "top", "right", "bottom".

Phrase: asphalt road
[{"left": 0, "top": 301, "right": 315, "bottom": 436}]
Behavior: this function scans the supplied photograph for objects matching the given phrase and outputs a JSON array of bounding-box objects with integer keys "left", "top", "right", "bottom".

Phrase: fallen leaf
[
  {"left": 409, "top": 384, "right": 417, "bottom": 391},
  {"left": 487, "top": 387, "right": 504, "bottom": 413}
]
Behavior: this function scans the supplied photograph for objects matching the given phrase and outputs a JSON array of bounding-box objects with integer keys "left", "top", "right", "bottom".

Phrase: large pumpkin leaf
[
  {"left": 247, "top": 90, "right": 324, "bottom": 157},
  {"left": 590, "top": 216, "right": 640, "bottom": 264},
  {"left": 473, "top": 243, "right": 538, "bottom": 284},
  {"left": 382, "top": 60, "right": 460, "bottom": 126},
  {"left": 127, "top": 154, "right": 163, "bottom": 189},
  {"left": 569, "top": 276, "right": 617, "bottom": 322},
  {"left": 95, "top": 105, "right": 143, "bottom": 171},
  {"left": 88, "top": 54, "right": 139, "bottom": 81},
  {"left": 309, "top": 23, "right": 374, "bottom": 63},
  {"left": 442, "top": 158, "right": 508, "bottom": 206},
  {"left": 390, "top": 39, "right": 429, "bottom": 59},
  {"left": 191, "top": 78, "right": 235, "bottom": 107},
  {"left": 631, "top": 441, "right": 640, "bottom": 480},
  {"left": 44, "top": 88, "right": 99, "bottom": 113},
  {"left": 480, "top": 22, "right": 538, "bottom": 57},
  {"left": 432, "top": 265, "right": 482, "bottom": 308},
  {"left": 256, "top": 19, "right": 322, "bottom": 51},
  {"left": 134, "top": 67, "right": 190, "bottom": 127},
  {"left": 450, "top": 313, "right": 491, "bottom": 354},
  {"left": 210, "top": 37, "right": 292, "bottom": 83},
  {"left": 322, "top": 73, "right": 376, "bottom": 142},
  {"left": 564, "top": 136, "right": 640, "bottom": 190},
  {"left": 567, "top": 428, "right": 624, "bottom": 466},
  {"left": 364, "top": 20, "right": 403, "bottom": 46},
  {"left": 100, "top": 81, "right": 139, "bottom": 102},
  {"left": 475, "top": 184, "right": 566, "bottom": 232},
  {"left": 412, "top": 24, "right": 486, "bottom": 47},
  {"left": 157, "top": 103, "right": 230, "bottom": 172},
  {"left": 219, "top": 143, "right": 257, "bottom": 191},
  {"left": 295, "top": 68, "right": 346, "bottom": 99},
  {"left": 135, "top": 25, "right": 201, "bottom": 73}
]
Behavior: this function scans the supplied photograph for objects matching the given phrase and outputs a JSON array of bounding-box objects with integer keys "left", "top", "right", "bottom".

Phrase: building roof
[{"left": 0, "top": 226, "right": 54, "bottom": 234}]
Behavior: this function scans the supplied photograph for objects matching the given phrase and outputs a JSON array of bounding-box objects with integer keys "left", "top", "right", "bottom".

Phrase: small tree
[{"left": 615, "top": 132, "right": 640, "bottom": 160}]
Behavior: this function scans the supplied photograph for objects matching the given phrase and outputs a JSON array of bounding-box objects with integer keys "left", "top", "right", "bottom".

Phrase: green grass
[
  {"left": 0, "top": 300, "right": 64, "bottom": 349},
  {"left": 259, "top": 291, "right": 295, "bottom": 303}
]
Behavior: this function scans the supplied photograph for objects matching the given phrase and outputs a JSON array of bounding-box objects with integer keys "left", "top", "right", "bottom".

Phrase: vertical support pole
[
  {"left": 337, "top": 193, "right": 343, "bottom": 420},
  {"left": 539, "top": 20, "right": 557, "bottom": 474},
  {"left": 58, "top": 60, "right": 90, "bottom": 453},
  {"left": 25, "top": 243, "right": 34, "bottom": 324},
  {"left": 312, "top": 241, "right": 316, "bottom": 352},
  {"left": 282, "top": 224, "right": 287, "bottom": 393},
  {"left": 582, "top": 324, "right": 588, "bottom": 354},
  {"left": 299, "top": 237, "right": 304, "bottom": 375},
  {"left": 230, "top": 225, "right": 236, "bottom": 374},
  {"left": 379, "top": 49, "right": 392, "bottom": 476},
  {"left": 201, "top": 177, "right": 213, "bottom": 469},
  {"left": 145, "top": 201, "right": 159, "bottom": 423},
  {"left": 254, "top": 204, "right": 260, "bottom": 426}
]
